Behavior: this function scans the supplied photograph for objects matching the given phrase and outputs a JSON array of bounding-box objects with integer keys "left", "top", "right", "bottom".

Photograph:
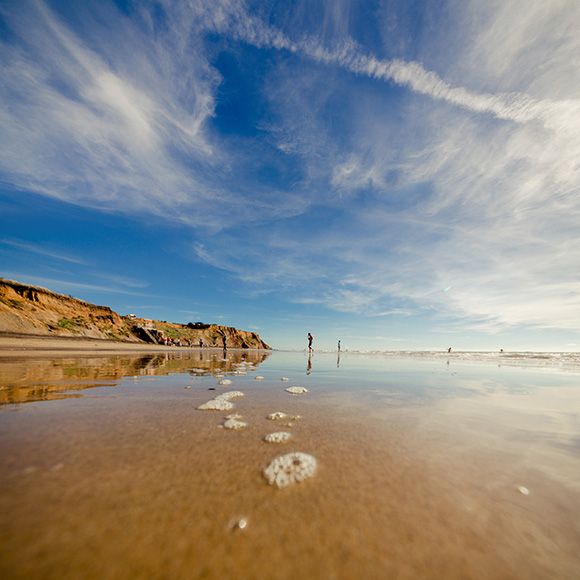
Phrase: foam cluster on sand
[
  {"left": 219, "top": 379, "right": 232, "bottom": 385},
  {"left": 267, "top": 412, "right": 301, "bottom": 421},
  {"left": 197, "top": 391, "right": 244, "bottom": 410},
  {"left": 263, "top": 452, "right": 317, "bottom": 488},
  {"left": 216, "top": 391, "right": 244, "bottom": 401},
  {"left": 285, "top": 386, "right": 308, "bottom": 394},
  {"left": 281, "top": 377, "right": 289, "bottom": 381},
  {"left": 267, "top": 412, "right": 288, "bottom": 420},
  {"left": 255, "top": 375, "right": 265, "bottom": 381},
  {"left": 264, "top": 432, "right": 291, "bottom": 443},
  {"left": 223, "top": 415, "right": 248, "bottom": 430},
  {"left": 198, "top": 398, "right": 233, "bottom": 411}
]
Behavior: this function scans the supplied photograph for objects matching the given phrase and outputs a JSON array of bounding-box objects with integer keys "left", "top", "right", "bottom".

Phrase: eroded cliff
[{"left": 0, "top": 278, "right": 270, "bottom": 349}]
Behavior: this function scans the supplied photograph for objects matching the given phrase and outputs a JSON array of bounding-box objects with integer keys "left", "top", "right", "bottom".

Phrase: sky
[{"left": 1, "top": 0, "right": 580, "bottom": 352}]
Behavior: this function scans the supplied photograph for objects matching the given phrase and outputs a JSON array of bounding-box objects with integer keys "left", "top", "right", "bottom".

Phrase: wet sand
[
  {"left": 0, "top": 352, "right": 579, "bottom": 579},
  {"left": 0, "top": 334, "right": 269, "bottom": 357}
]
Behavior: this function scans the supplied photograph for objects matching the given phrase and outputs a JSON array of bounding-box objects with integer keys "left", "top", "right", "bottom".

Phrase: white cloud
[
  {"left": 221, "top": 3, "right": 580, "bottom": 131},
  {"left": 0, "top": 0, "right": 304, "bottom": 230},
  {"left": 0, "top": 238, "right": 87, "bottom": 265},
  {"left": 194, "top": 1, "right": 580, "bottom": 331},
  {"left": 2, "top": 0, "right": 580, "bottom": 334},
  {"left": 1, "top": 272, "right": 149, "bottom": 297}
]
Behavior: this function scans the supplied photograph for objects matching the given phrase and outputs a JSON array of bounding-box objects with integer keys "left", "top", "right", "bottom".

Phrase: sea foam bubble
[
  {"left": 267, "top": 412, "right": 288, "bottom": 420},
  {"left": 285, "top": 386, "right": 308, "bottom": 394},
  {"left": 223, "top": 416, "right": 248, "bottom": 430},
  {"left": 264, "top": 432, "right": 291, "bottom": 443},
  {"left": 215, "top": 391, "right": 244, "bottom": 401},
  {"left": 263, "top": 452, "right": 317, "bottom": 488},
  {"left": 198, "top": 398, "right": 234, "bottom": 411}
]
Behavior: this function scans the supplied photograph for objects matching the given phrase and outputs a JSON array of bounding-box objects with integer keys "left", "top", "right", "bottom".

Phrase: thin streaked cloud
[
  {"left": 1, "top": 0, "right": 579, "bottom": 346},
  {"left": 1, "top": 238, "right": 87, "bottom": 265}
]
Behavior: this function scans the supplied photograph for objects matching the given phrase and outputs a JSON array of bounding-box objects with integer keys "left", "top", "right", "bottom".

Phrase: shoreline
[{"left": 0, "top": 333, "right": 271, "bottom": 357}]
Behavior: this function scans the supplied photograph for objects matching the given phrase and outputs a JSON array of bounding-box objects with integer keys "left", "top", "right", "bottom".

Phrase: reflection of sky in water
[
  {"left": 259, "top": 351, "right": 580, "bottom": 405},
  {"left": 2, "top": 351, "right": 580, "bottom": 465},
  {"left": 260, "top": 353, "right": 580, "bottom": 478}
]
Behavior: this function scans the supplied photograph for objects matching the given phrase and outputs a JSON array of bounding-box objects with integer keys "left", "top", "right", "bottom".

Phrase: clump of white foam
[
  {"left": 263, "top": 452, "right": 317, "bottom": 488},
  {"left": 267, "top": 412, "right": 288, "bottom": 420},
  {"left": 264, "top": 432, "right": 291, "bottom": 443},
  {"left": 219, "top": 379, "right": 232, "bottom": 385},
  {"left": 281, "top": 377, "right": 289, "bottom": 381},
  {"left": 215, "top": 391, "right": 244, "bottom": 401},
  {"left": 198, "top": 398, "right": 234, "bottom": 411},
  {"left": 255, "top": 375, "right": 265, "bottom": 381},
  {"left": 223, "top": 416, "right": 248, "bottom": 430},
  {"left": 267, "top": 412, "right": 302, "bottom": 421},
  {"left": 285, "top": 386, "right": 308, "bottom": 394}
]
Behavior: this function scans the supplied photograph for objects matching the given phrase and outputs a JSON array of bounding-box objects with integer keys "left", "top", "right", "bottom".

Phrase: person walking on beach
[
  {"left": 307, "top": 332, "right": 313, "bottom": 352},
  {"left": 447, "top": 347, "right": 452, "bottom": 353},
  {"left": 337, "top": 340, "right": 341, "bottom": 352}
]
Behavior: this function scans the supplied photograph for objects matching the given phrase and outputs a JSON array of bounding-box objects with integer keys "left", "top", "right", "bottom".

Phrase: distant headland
[{"left": 0, "top": 278, "right": 270, "bottom": 349}]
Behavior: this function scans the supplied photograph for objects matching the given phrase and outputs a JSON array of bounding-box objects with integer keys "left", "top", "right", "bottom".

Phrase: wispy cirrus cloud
[
  {"left": 191, "top": 0, "right": 580, "bottom": 332},
  {"left": 0, "top": 238, "right": 87, "bottom": 265},
  {"left": 214, "top": 1, "right": 580, "bottom": 131},
  {"left": 2, "top": 0, "right": 580, "bottom": 336},
  {"left": 1, "top": 273, "right": 150, "bottom": 297},
  {"left": 0, "top": 0, "right": 305, "bottom": 230}
]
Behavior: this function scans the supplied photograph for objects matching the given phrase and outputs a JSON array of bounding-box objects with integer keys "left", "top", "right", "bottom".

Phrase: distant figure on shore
[
  {"left": 500, "top": 348, "right": 504, "bottom": 353},
  {"left": 199, "top": 338, "right": 203, "bottom": 348},
  {"left": 448, "top": 347, "right": 452, "bottom": 353},
  {"left": 307, "top": 332, "right": 313, "bottom": 352},
  {"left": 337, "top": 340, "right": 341, "bottom": 352}
]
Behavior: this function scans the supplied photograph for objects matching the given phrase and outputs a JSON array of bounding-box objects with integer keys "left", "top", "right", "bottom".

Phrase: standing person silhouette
[
  {"left": 337, "top": 340, "right": 341, "bottom": 352},
  {"left": 307, "top": 332, "right": 313, "bottom": 352}
]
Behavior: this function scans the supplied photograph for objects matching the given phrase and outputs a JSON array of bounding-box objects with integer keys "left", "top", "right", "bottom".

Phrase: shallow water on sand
[{"left": 1, "top": 350, "right": 579, "bottom": 579}]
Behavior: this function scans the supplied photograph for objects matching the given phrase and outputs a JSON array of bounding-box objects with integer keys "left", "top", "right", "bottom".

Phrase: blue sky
[{"left": 1, "top": 0, "right": 580, "bottom": 351}]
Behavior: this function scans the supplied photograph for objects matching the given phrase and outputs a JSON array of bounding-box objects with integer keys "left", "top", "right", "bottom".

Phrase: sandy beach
[
  {"left": 0, "top": 333, "right": 269, "bottom": 357},
  {"left": 1, "top": 351, "right": 579, "bottom": 578}
]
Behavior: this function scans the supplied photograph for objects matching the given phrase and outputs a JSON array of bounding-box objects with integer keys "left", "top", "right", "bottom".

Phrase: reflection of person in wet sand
[
  {"left": 337, "top": 352, "right": 340, "bottom": 368},
  {"left": 307, "top": 332, "right": 313, "bottom": 352},
  {"left": 307, "top": 352, "right": 312, "bottom": 375}
]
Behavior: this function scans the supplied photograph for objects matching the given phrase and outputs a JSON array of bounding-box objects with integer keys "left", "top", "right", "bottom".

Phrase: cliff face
[
  {"left": 0, "top": 279, "right": 134, "bottom": 340},
  {"left": 0, "top": 278, "right": 270, "bottom": 349}
]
